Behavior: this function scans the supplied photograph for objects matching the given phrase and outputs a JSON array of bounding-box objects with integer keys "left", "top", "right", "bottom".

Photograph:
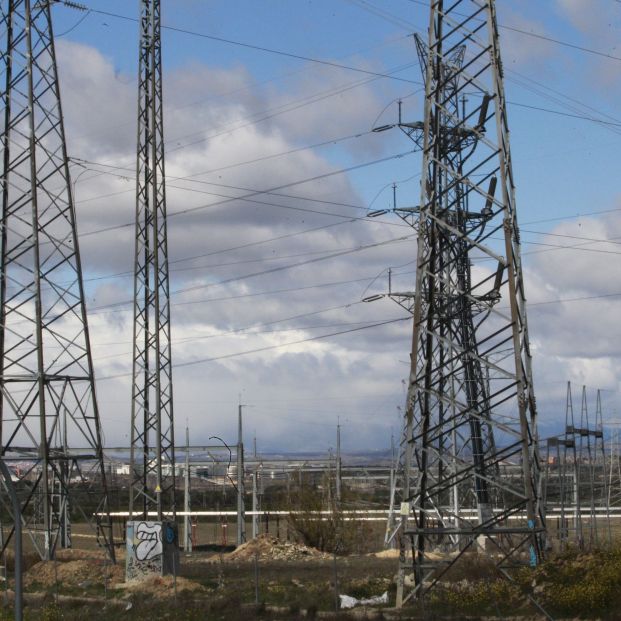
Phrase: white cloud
[
  {"left": 54, "top": 39, "right": 411, "bottom": 450},
  {"left": 52, "top": 29, "right": 621, "bottom": 452},
  {"left": 524, "top": 207, "right": 621, "bottom": 429}
]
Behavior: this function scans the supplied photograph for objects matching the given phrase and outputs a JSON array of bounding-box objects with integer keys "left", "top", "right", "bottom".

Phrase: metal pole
[
  {"left": 254, "top": 550, "right": 259, "bottom": 604},
  {"left": 183, "top": 425, "right": 191, "bottom": 553},
  {"left": 336, "top": 423, "right": 342, "bottom": 503},
  {"left": 333, "top": 550, "right": 339, "bottom": 612},
  {"left": 237, "top": 404, "right": 246, "bottom": 545}
]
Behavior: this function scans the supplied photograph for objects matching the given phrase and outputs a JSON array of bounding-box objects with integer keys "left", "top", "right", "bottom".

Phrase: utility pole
[
  {"left": 237, "top": 402, "right": 246, "bottom": 545},
  {"left": 564, "top": 382, "right": 582, "bottom": 548},
  {"left": 252, "top": 428, "right": 262, "bottom": 539},
  {"left": 129, "top": 0, "right": 176, "bottom": 521},
  {"left": 183, "top": 426, "right": 192, "bottom": 553},
  {"left": 0, "top": 0, "right": 114, "bottom": 561},
  {"left": 252, "top": 471, "right": 258, "bottom": 539},
  {"left": 373, "top": 0, "right": 544, "bottom": 606},
  {"left": 579, "top": 386, "right": 597, "bottom": 547},
  {"left": 595, "top": 389, "right": 612, "bottom": 545},
  {"left": 336, "top": 422, "right": 342, "bottom": 503}
]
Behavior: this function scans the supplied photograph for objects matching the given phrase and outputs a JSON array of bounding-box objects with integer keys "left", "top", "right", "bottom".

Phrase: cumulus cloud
[
  {"left": 52, "top": 20, "right": 620, "bottom": 453},
  {"left": 524, "top": 207, "right": 621, "bottom": 431},
  {"left": 55, "top": 38, "right": 412, "bottom": 450}
]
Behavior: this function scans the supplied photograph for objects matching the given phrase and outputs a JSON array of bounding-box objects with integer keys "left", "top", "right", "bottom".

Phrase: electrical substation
[{"left": 0, "top": 0, "right": 619, "bottom": 619}]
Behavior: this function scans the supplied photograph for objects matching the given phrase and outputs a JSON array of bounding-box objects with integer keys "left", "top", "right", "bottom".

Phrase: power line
[
  {"left": 73, "top": 147, "right": 417, "bottom": 239},
  {"left": 66, "top": 161, "right": 620, "bottom": 294},
  {"left": 71, "top": 3, "right": 420, "bottom": 85},
  {"left": 93, "top": 290, "right": 621, "bottom": 354},
  {"left": 96, "top": 316, "right": 411, "bottom": 381},
  {"left": 527, "top": 292, "right": 621, "bottom": 308},
  {"left": 87, "top": 274, "right": 400, "bottom": 315},
  {"left": 62, "top": 0, "right": 620, "bottom": 165},
  {"left": 79, "top": 227, "right": 621, "bottom": 319},
  {"left": 166, "top": 130, "right": 375, "bottom": 176},
  {"left": 405, "top": 0, "right": 621, "bottom": 63},
  {"left": 351, "top": 0, "right": 621, "bottom": 131},
  {"left": 93, "top": 287, "right": 621, "bottom": 381},
  {"left": 165, "top": 70, "right": 416, "bottom": 154},
  {"left": 522, "top": 207, "right": 621, "bottom": 227},
  {"left": 75, "top": 158, "right": 405, "bottom": 226},
  {"left": 72, "top": 155, "right": 621, "bottom": 261},
  {"left": 78, "top": 221, "right": 620, "bottom": 290},
  {"left": 93, "top": 301, "right": 373, "bottom": 350},
  {"left": 84, "top": 232, "right": 415, "bottom": 314},
  {"left": 498, "top": 23, "right": 621, "bottom": 63},
  {"left": 521, "top": 229, "right": 621, "bottom": 247},
  {"left": 507, "top": 101, "right": 621, "bottom": 128},
  {"left": 64, "top": 221, "right": 620, "bottom": 319}
]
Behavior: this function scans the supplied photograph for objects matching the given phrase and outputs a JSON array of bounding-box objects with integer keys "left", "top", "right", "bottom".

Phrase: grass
[{"left": 527, "top": 546, "right": 621, "bottom": 618}]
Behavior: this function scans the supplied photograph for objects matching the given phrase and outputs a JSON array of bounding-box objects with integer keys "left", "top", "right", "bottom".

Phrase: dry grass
[{"left": 8, "top": 536, "right": 621, "bottom": 619}]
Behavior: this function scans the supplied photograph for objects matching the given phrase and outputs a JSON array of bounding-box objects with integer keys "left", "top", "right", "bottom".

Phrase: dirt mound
[
  {"left": 24, "top": 558, "right": 124, "bottom": 588},
  {"left": 227, "top": 534, "right": 330, "bottom": 562},
  {"left": 117, "top": 575, "right": 207, "bottom": 600}
]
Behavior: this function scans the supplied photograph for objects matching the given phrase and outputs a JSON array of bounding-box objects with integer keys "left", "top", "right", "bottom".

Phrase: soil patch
[
  {"left": 115, "top": 574, "right": 208, "bottom": 600},
  {"left": 24, "top": 558, "right": 124, "bottom": 588},
  {"left": 226, "top": 534, "right": 331, "bottom": 561}
]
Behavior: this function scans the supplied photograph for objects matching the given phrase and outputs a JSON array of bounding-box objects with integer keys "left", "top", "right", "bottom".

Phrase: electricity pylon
[
  {"left": 0, "top": 0, "right": 114, "bottom": 560},
  {"left": 376, "top": 0, "right": 544, "bottom": 606},
  {"left": 594, "top": 389, "right": 612, "bottom": 545},
  {"left": 129, "top": 0, "right": 176, "bottom": 520}
]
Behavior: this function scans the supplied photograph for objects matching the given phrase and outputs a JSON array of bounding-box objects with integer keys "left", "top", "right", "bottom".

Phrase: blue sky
[
  {"left": 46, "top": 1, "right": 621, "bottom": 451},
  {"left": 53, "top": 0, "right": 621, "bottom": 224}
]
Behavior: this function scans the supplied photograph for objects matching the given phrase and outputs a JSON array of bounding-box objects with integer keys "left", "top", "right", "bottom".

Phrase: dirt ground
[
  {"left": 3, "top": 533, "right": 621, "bottom": 620},
  {"left": 6, "top": 539, "right": 400, "bottom": 621}
]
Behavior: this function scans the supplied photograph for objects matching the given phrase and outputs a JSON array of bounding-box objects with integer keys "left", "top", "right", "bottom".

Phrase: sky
[{"left": 46, "top": 0, "right": 621, "bottom": 453}]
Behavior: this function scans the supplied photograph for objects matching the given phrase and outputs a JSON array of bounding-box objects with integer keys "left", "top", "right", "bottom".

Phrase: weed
[{"left": 39, "top": 602, "right": 64, "bottom": 621}]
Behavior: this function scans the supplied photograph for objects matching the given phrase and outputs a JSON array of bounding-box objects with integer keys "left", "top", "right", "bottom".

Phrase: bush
[
  {"left": 530, "top": 547, "right": 621, "bottom": 617},
  {"left": 286, "top": 476, "right": 373, "bottom": 554}
]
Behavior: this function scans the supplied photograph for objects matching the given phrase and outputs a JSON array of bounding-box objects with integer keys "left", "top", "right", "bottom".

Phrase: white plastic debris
[{"left": 339, "top": 591, "right": 389, "bottom": 609}]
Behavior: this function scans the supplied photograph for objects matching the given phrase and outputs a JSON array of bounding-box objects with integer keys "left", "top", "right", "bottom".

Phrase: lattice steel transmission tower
[
  {"left": 0, "top": 0, "right": 114, "bottom": 560},
  {"left": 129, "top": 0, "right": 176, "bottom": 520},
  {"left": 382, "top": 0, "right": 545, "bottom": 605}
]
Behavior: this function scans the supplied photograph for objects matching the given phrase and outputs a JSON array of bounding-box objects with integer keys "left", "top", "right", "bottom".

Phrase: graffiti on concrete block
[
  {"left": 126, "top": 521, "right": 163, "bottom": 581},
  {"left": 126, "top": 520, "right": 179, "bottom": 582},
  {"left": 135, "top": 522, "right": 163, "bottom": 561}
]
